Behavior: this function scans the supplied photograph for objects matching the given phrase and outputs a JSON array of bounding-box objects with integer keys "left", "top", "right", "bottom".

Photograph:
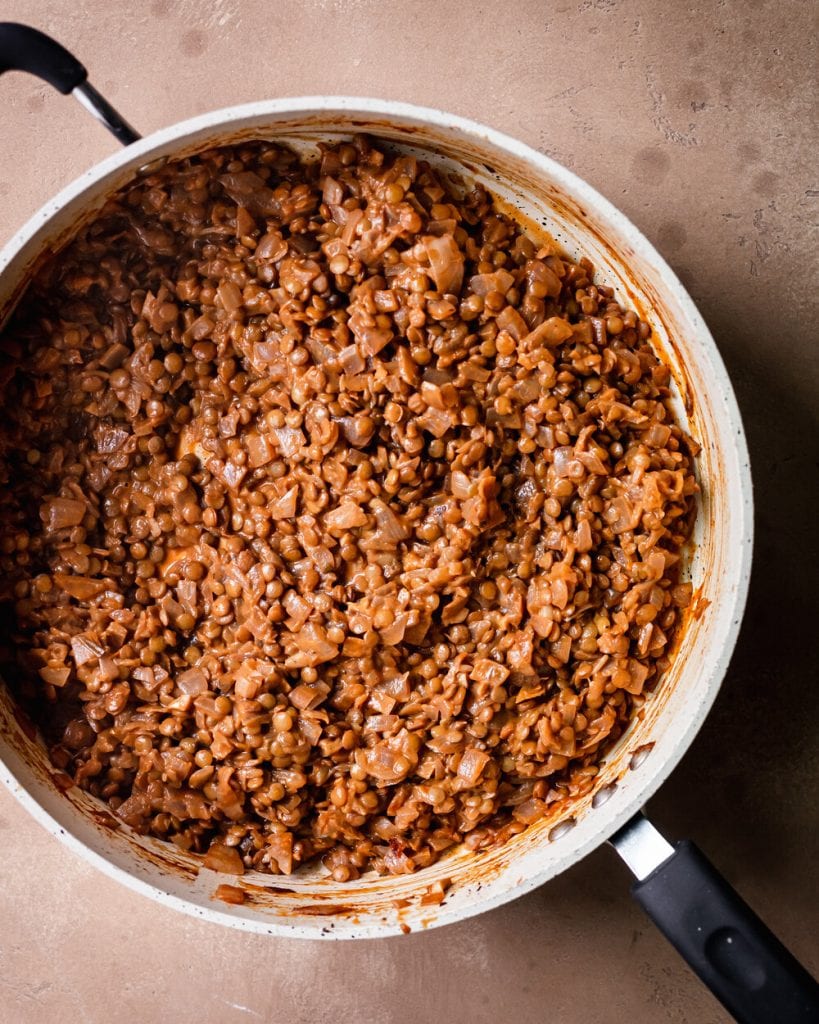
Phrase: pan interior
[{"left": 0, "top": 102, "right": 749, "bottom": 937}]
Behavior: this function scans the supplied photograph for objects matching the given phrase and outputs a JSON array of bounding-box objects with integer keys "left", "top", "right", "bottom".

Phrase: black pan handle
[
  {"left": 0, "top": 22, "right": 140, "bottom": 145},
  {"left": 0, "top": 21, "right": 86, "bottom": 93},
  {"left": 611, "top": 814, "right": 819, "bottom": 1023}
]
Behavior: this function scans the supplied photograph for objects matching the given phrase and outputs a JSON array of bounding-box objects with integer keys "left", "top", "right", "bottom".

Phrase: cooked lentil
[{"left": 0, "top": 136, "right": 696, "bottom": 878}]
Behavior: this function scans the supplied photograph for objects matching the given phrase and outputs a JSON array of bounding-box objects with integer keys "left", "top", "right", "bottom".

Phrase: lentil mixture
[{"left": 0, "top": 137, "right": 697, "bottom": 880}]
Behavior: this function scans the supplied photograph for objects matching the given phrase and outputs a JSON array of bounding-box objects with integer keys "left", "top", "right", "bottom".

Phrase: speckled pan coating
[{"left": 0, "top": 98, "right": 752, "bottom": 938}]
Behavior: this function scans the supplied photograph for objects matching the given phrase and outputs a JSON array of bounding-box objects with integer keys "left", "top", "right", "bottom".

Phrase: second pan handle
[{"left": 0, "top": 22, "right": 140, "bottom": 145}]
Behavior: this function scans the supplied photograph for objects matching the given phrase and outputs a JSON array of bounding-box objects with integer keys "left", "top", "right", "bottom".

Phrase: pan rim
[{"left": 0, "top": 95, "right": 754, "bottom": 938}]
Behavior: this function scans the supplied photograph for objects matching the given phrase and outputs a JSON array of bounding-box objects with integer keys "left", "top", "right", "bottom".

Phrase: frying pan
[{"left": 0, "top": 23, "right": 816, "bottom": 1024}]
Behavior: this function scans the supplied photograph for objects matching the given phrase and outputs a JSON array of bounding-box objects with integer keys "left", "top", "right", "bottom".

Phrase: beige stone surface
[{"left": 0, "top": 1, "right": 817, "bottom": 1021}]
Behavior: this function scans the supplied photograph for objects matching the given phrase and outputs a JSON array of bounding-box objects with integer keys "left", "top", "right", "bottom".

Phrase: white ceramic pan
[{"left": 0, "top": 24, "right": 816, "bottom": 1024}]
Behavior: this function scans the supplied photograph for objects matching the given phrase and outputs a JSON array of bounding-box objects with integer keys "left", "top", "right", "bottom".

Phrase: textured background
[{"left": 0, "top": 1, "right": 817, "bottom": 1022}]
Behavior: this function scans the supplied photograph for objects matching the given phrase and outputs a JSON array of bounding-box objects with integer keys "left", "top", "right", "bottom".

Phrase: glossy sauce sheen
[{"left": 0, "top": 136, "right": 696, "bottom": 882}]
